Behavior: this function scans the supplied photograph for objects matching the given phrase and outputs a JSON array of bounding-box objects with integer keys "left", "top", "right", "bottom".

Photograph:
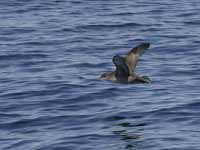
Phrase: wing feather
[{"left": 125, "top": 43, "right": 150, "bottom": 74}]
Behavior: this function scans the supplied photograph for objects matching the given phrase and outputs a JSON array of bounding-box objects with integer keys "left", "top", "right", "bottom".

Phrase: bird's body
[{"left": 100, "top": 43, "right": 151, "bottom": 83}]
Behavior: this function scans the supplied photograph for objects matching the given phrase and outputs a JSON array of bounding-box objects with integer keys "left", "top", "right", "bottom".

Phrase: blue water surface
[{"left": 1, "top": 0, "right": 200, "bottom": 150}]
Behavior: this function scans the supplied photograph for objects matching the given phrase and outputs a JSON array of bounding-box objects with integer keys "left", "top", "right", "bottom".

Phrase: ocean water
[{"left": 1, "top": 0, "right": 200, "bottom": 150}]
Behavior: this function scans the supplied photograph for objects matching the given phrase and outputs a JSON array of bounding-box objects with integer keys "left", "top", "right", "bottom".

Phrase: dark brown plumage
[{"left": 100, "top": 43, "right": 151, "bottom": 83}]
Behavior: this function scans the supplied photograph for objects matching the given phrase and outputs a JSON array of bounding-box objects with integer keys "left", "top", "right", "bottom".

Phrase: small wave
[
  {"left": 0, "top": 113, "right": 23, "bottom": 121},
  {"left": 1, "top": 88, "right": 61, "bottom": 100},
  {"left": 176, "top": 12, "right": 197, "bottom": 17},
  {"left": 147, "top": 101, "right": 200, "bottom": 122},
  {"left": 19, "top": 60, "right": 57, "bottom": 67},
  {"left": 5, "top": 139, "right": 38, "bottom": 150},
  {"left": 0, "top": 54, "right": 48, "bottom": 61},
  {"left": 69, "top": 0, "right": 83, "bottom": 4},
  {"left": 61, "top": 27, "right": 77, "bottom": 32},
  {"left": 1, "top": 27, "right": 36, "bottom": 35},
  {"left": 75, "top": 23, "right": 147, "bottom": 31},
  {"left": 105, "top": 12, "right": 135, "bottom": 16},
  {"left": 66, "top": 62, "right": 108, "bottom": 69},
  {"left": 0, "top": 117, "right": 47, "bottom": 130},
  {"left": 13, "top": 39, "right": 66, "bottom": 46},
  {"left": 183, "top": 20, "right": 200, "bottom": 25}
]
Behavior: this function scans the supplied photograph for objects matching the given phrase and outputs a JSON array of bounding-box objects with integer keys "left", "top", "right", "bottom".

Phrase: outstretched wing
[
  {"left": 112, "top": 55, "right": 130, "bottom": 82},
  {"left": 125, "top": 43, "right": 150, "bottom": 74}
]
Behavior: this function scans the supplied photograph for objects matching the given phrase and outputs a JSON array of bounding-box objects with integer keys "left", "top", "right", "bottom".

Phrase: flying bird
[{"left": 100, "top": 43, "right": 151, "bottom": 83}]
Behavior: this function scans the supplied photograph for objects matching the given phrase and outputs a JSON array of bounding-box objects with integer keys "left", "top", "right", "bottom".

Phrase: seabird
[{"left": 100, "top": 43, "right": 151, "bottom": 83}]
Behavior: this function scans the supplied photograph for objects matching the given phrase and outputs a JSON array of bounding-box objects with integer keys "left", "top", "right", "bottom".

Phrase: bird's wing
[
  {"left": 112, "top": 55, "right": 130, "bottom": 82},
  {"left": 125, "top": 43, "right": 150, "bottom": 74}
]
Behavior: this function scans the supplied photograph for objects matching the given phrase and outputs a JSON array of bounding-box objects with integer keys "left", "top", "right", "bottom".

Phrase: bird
[{"left": 100, "top": 43, "right": 151, "bottom": 83}]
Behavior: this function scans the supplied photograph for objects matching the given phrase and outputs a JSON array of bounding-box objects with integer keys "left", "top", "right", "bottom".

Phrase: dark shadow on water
[
  {"left": 109, "top": 118, "right": 146, "bottom": 150},
  {"left": 112, "top": 122, "right": 143, "bottom": 150}
]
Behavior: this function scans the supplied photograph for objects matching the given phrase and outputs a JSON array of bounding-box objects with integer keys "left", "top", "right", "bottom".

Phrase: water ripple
[{"left": 1, "top": 0, "right": 200, "bottom": 150}]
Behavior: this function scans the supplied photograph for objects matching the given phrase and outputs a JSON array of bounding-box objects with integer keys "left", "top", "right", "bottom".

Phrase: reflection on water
[
  {"left": 114, "top": 129, "right": 141, "bottom": 150},
  {"left": 107, "top": 115, "right": 147, "bottom": 150}
]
